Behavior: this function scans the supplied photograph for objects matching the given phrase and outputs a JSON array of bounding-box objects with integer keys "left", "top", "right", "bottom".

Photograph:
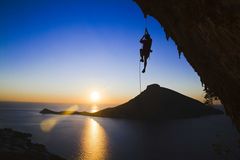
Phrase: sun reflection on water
[
  {"left": 80, "top": 118, "right": 108, "bottom": 160},
  {"left": 90, "top": 105, "right": 98, "bottom": 113}
]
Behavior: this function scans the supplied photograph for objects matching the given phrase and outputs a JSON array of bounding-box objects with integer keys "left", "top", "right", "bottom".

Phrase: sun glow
[
  {"left": 90, "top": 91, "right": 101, "bottom": 103},
  {"left": 90, "top": 105, "right": 98, "bottom": 113}
]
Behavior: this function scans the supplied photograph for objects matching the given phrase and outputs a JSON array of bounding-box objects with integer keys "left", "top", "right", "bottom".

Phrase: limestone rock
[{"left": 134, "top": 0, "right": 240, "bottom": 130}]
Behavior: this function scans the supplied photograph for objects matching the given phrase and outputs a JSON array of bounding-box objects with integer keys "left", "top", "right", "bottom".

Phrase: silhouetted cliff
[{"left": 134, "top": 0, "right": 240, "bottom": 130}]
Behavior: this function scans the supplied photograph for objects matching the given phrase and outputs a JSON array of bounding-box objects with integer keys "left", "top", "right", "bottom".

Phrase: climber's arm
[{"left": 140, "top": 35, "right": 145, "bottom": 43}]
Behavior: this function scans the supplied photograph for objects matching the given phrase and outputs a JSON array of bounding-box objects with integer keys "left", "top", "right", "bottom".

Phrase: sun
[{"left": 90, "top": 91, "right": 101, "bottom": 103}]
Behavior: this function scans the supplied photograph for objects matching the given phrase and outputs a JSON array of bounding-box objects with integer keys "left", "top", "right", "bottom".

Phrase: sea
[{"left": 0, "top": 102, "right": 239, "bottom": 160}]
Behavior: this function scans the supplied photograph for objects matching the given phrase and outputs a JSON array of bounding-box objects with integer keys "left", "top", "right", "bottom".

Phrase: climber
[{"left": 140, "top": 28, "right": 152, "bottom": 73}]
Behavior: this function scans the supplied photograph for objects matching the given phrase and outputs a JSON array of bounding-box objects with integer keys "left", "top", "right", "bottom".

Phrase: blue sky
[{"left": 0, "top": 0, "right": 204, "bottom": 105}]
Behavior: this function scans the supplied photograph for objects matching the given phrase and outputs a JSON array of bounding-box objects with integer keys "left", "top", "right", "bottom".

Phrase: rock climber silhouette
[{"left": 140, "top": 28, "right": 152, "bottom": 73}]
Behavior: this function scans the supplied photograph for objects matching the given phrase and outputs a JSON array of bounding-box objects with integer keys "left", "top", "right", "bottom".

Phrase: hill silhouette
[
  {"left": 41, "top": 84, "right": 223, "bottom": 119},
  {"left": 91, "top": 84, "right": 223, "bottom": 119}
]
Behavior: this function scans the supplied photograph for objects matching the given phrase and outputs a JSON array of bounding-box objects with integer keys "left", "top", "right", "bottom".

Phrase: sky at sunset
[{"left": 0, "top": 0, "right": 205, "bottom": 106}]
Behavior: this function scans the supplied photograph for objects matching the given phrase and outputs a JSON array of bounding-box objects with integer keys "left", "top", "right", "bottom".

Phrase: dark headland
[
  {"left": 40, "top": 84, "right": 223, "bottom": 120},
  {"left": 0, "top": 128, "right": 65, "bottom": 160}
]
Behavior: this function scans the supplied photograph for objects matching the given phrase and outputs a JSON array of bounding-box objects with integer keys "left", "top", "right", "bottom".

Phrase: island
[{"left": 40, "top": 84, "right": 223, "bottom": 120}]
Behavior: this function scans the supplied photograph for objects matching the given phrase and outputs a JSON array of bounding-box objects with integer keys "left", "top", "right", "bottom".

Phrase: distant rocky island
[
  {"left": 40, "top": 108, "right": 92, "bottom": 116},
  {"left": 0, "top": 128, "right": 65, "bottom": 160},
  {"left": 40, "top": 84, "right": 223, "bottom": 120}
]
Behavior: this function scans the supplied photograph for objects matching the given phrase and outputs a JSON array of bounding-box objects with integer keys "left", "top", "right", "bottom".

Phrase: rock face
[
  {"left": 0, "top": 128, "right": 65, "bottom": 160},
  {"left": 93, "top": 84, "right": 223, "bottom": 119},
  {"left": 134, "top": 0, "right": 240, "bottom": 130}
]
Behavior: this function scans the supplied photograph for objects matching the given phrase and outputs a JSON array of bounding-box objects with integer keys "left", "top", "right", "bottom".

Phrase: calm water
[{"left": 0, "top": 102, "right": 239, "bottom": 160}]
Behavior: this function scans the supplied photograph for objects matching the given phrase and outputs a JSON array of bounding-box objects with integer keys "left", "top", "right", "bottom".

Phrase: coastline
[{"left": 0, "top": 128, "right": 65, "bottom": 160}]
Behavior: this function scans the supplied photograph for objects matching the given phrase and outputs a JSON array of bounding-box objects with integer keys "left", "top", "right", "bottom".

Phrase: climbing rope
[
  {"left": 145, "top": 16, "right": 148, "bottom": 29},
  {"left": 138, "top": 15, "right": 151, "bottom": 93},
  {"left": 138, "top": 16, "right": 148, "bottom": 93},
  {"left": 139, "top": 60, "right": 142, "bottom": 93}
]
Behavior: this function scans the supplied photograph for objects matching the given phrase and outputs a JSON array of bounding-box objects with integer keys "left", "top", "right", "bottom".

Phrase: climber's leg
[
  {"left": 142, "top": 55, "right": 148, "bottom": 73},
  {"left": 140, "top": 49, "right": 144, "bottom": 62}
]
